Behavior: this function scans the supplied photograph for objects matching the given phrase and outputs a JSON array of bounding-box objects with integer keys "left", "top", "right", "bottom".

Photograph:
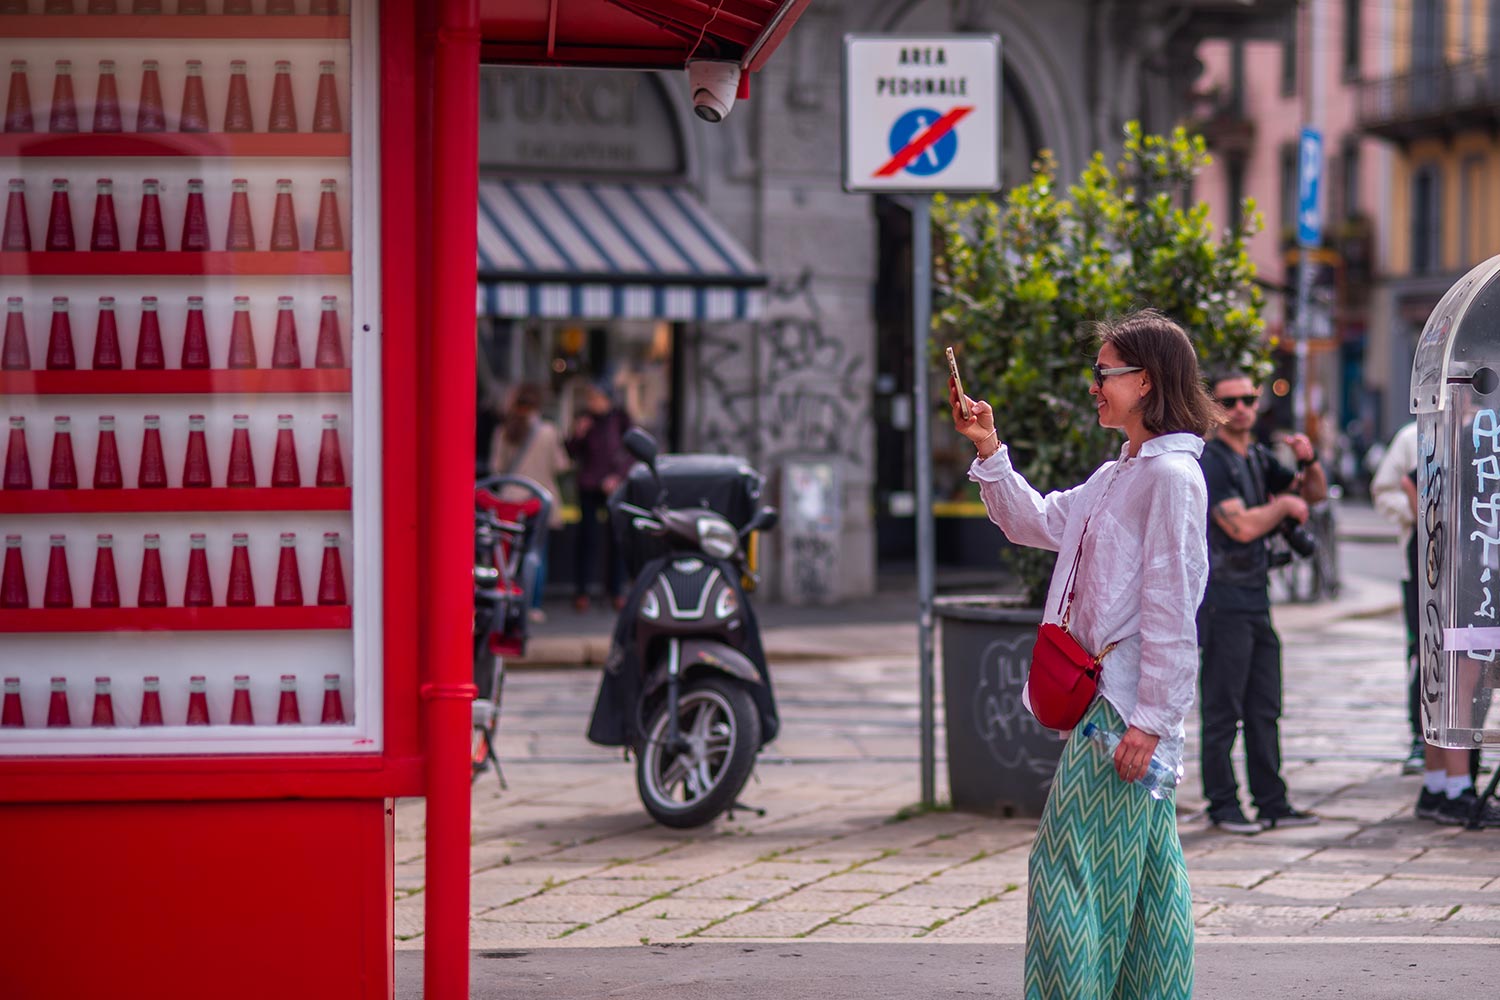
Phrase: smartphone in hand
[{"left": 946, "top": 346, "right": 972, "bottom": 419}]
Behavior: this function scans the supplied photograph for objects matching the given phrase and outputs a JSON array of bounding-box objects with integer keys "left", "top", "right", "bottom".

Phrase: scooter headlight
[
  {"left": 696, "top": 516, "right": 738, "bottom": 560},
  {"left": 713, "top": 586, "right": 739, "bottom": 619}
]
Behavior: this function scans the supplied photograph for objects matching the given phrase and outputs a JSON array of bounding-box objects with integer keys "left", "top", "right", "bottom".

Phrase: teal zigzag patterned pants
[{"left": 1025, "top": 698, "right": 1194, "bottom": 1000}]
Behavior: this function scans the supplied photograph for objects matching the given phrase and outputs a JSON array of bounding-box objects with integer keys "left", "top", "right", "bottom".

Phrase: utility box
[{"left": 1410, "top": 254, "right": 1500, "bottom": 748}]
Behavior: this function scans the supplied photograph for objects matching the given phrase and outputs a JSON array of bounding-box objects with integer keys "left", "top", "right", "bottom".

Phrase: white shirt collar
[{"left": 1117, "top": 432, "right": 1206, "bottom": 461}]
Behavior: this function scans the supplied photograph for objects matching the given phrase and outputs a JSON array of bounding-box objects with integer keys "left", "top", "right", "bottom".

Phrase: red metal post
[{"left": 422, "top": 0, "right": 480, "bottom": 998}]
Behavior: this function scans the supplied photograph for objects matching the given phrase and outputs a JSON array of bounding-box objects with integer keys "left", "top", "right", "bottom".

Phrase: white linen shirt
[{"left": 968, "top": 432, "right": 1209, "bottom": 774}]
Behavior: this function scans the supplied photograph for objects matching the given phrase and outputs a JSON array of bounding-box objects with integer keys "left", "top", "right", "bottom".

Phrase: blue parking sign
[{"left": 1297, "top": 127, "right": 1323, "bottom": 247}]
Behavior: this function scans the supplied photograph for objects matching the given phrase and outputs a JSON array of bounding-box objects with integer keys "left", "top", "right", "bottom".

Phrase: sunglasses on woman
[{"left": 1091, "top": 363, "right": 1144, "bottom": 387}]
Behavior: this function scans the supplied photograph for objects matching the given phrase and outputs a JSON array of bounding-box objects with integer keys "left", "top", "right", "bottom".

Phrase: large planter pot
[{"left": 935, "top": 597, "right": 1067, "bottom": 818}]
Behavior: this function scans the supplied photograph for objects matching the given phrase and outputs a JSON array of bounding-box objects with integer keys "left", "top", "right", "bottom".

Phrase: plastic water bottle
[{"left": 1081, "top": 722, "right": 1179, "bottom": 799}]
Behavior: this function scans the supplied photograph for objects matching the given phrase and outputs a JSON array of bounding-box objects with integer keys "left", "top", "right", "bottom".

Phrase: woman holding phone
[{"left": 949, "top": 310, "right": 1218, "bottom": 1000}]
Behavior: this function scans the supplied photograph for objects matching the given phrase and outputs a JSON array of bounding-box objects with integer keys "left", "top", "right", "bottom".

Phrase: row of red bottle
[
  {"left": 1, "top": 529, "right": 347, "bottom": 607},
  {"left": 3, "top": 411, "right": 345, "bottom": 489},
  {"left": 3, "top": 175, "right": 344, "bottom": 252},
  {"left": 0, "top": 672, "right": 346, "bottom": 728},
  {"left": 2, "top": 294, "right": 345, "bottom": 370},
  {"left": 4, "top": 57, "right": 341, "bottom": 134}
]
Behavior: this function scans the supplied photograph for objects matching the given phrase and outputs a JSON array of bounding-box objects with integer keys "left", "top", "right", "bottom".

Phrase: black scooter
[{"left": 586, "top": 428, "right": 780, "bottom": 829}]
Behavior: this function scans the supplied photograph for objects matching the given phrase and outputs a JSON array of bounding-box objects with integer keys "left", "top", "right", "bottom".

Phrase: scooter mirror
[
  {"left": 622, "top": 427, "right": 659, "bottom": 467},
  {"left": 742, "top": 505, "right": 779, "bottom": 537}
]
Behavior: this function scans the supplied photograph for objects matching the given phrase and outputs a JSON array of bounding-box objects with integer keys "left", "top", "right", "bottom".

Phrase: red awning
[{"left": 481, "top": 0, "right": 810, "bottom": 72}]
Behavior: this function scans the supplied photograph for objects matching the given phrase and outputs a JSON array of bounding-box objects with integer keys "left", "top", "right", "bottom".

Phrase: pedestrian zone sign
[{"left": 842, "top": 34, "right": 1001, "bottom": 193}]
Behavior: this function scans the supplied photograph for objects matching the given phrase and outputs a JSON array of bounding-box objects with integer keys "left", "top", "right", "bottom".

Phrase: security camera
[{"left": 688, "top": 59, "right": 741, "bottom": 123}]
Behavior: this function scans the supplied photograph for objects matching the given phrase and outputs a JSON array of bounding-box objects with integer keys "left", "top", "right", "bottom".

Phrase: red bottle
[
  {"left": 5, "top": 60, "right": 33, "bottom": 134},
  {"left": 137, "top": 534, "right": 166, "bottom": 606},
  {"left": 1, "top": 536, "right": 26, "bottom": 609},
  {"left": 276, "top": 674, "right": 300, "bottom": 724},
  {"left": 224, "top": 60, "right": 253, "bottom": 132},
  {"left": 185, "top": 675, "right": 209, "bottom": 725},
  {"left": 90, "top": 535, "right": 119, "bottom": 608},
  {"left": 92, "top": 60, "right": 122, "bottom": 133},
  {"left": 181, "top": 296, "right": 209, "bottom": 368},
  {"left": 49, "top": 60, "right": 78, "bottom": 134},
  {"left": 48, "top": 416, "right": 77, "bottom": 489},
  {"left": 136, "top": 178, "right": 165, "bottom": 251},
  {"left": 46, "top": 296, "right": 75, "bottom": 369},
  {"left": 313, "top": 179, "right": 342, "bottom": 250},
  {"left": 1, "top": 677, "right": 22, "bottom": 727},
  {"left": 230, "top": 675, "right": 253, "bottom": 725},
  {"left": 92, "top": 297, "right": 121, "bottom": 369},
  {"left": 271, "top": 296, "right": 300, "bottom": 368},
  {"left": 226, "top": 533, "right": 254, "bottom": 606},
  {"left": 134, "top": 296, "right": 165, "bottom": 368},
  {"left": 47, "top": 677, "right": 70, "bottom": 728},
  {"left": 312, "top": 59, "right": 341, "bottom": 132},
  {"left": 314, "top": 295, "right": 343, "bottom": 368},
  {"left": 317, "top": 531, "right": 345, "bottom": 605},
  {"left": 43, "top": 534, "right": 71, "bottom": 608},
  {"left": 44, "top": 178, "right": 75, "bottom": 251},
  {"left": 320, "top": 673, "right": 345, "bottom": 724},
  {"left": 137, "top": 415, "right": 166, "bottom": 487},
  {"left": 226, "top": 413, "right": 255, "bottom": 486},
  {"left": 135, "top": 60, "right": 165, "bottom": 132},
  {"left": 138, "top": 676, "right": 163, "bottom": 726},
  {"left": 315, "top": 414, "right": 344, "bottom": 486},
  {"left": 225, "top": 178, "right": 254, "bottom": 250},
  {"left": 3, "top": 178, "right": 30, "bottom": 251},
  {"left": 179, "top": 60, "right": 208, "bottom": 132},
  {"left": 183, "top": 533, "right": 212, "bottom": 606},
  {"left": 228, "top": 297, "right": 257, "bottom": 368},
  {"left": 91, "top": 677, "right": 115, "bottom": 727},
  {"left": 93, "top": 415, "right": 122, "bottom": 488},
  {"left": 4, "top": 416, "right": 31, "bottom": 490},
  {"left": 180, "top": 178, "right": 209, "bottom": 252},
  {"left": 90, "top": 178, "right": 120, "bottom": 251},
  {"left": 2, "top": 296, "right": 29, "bottom": 370},
  {"left": 182, "top": 414, "right": 211, "bottom": 487},
  {"left": 268, "top": 60, "right": 297, "bottom": 132},
  {"left": 269, "top": 179, "right": 298, "bottom": 250},
  {"left": 274, "top": 532, "right": 302, "bottom": 605},
  {"left": 271, "top": 415, "right": 299, "bottom": 486}
]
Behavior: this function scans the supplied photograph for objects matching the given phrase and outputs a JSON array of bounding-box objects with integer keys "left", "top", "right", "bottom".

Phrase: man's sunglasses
[
  {"left": 1216, "top": 394, "right": 1260, "bottom": 409},
  {"left": 1091, "top": 363, "right": 1144, "bottom": 387}
]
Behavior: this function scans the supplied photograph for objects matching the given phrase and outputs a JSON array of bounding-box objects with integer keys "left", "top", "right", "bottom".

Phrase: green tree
[{"left": 932, "top": 123, "right": 1270, "bottom": 604}]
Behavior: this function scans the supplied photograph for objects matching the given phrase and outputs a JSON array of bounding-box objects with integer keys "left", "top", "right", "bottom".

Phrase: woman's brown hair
[
  {"left": 1098, "top": 309, "right": 1223, "bottom": 436},
  {"left": 500, "top": 382, "right": 544, "bottom": 446}
]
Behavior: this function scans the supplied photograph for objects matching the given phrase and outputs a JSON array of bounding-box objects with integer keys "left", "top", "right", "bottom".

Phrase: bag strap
[{"left": 1056, "top": 462, "right": 1129, "bottom": 666}]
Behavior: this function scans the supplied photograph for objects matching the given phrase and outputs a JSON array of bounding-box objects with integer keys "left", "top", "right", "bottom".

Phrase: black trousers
[
  {"left": 1199, "top": 606, "right": 1290, "bottom": 819},
  {"left": 1404, "top": 573, "right": 1421, "bottom": 740},
  {"left": 574, "top": 488, "right": 625, "bottom": 599}
]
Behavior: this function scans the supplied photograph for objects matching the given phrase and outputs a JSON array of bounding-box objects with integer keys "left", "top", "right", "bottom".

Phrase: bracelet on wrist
[
  {"left": 976, "top": 431, "right": 999, "bottom": 459},
  {"left": 1297, "top": 456, "right": 1317, "bottom": 471}
]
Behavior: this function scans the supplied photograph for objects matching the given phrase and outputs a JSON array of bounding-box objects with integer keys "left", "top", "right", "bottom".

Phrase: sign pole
[
  {"left": 912, "top": 194, "right": 937, "bottom": 808},
  {"left": 1294, "top": 125, "right": 1323, "bottom": 436}
]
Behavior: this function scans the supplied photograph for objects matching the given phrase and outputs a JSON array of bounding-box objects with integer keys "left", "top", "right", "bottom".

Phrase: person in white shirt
[
  {"left": 950, "top": 309, "right": 1215, "bottom": 1000},
  {"left": 1370, "top": 421, "right": 1423, "bottom": 773}
]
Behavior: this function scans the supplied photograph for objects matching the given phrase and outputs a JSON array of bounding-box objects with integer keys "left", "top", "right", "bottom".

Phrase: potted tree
[{"left": 931, "top": 124, "right": 1270, "bottom": 816}]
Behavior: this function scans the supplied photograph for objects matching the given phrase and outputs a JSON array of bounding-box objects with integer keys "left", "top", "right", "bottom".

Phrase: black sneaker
[
  {"left": 1258, "top": 806, "right": 1320, "bottom": 829},
  {"left": 1433, "top": 790, "right": 1500, "bottom": 827},
  {"left": 1415, "top": 787, "right": 1446, "bottom": 821},
  {"left": 1402, "top": 740, "right": 1426, "bottom": 776},
  {"left": 1209, "top": 807, "right": 1263, "bottom": 835}
]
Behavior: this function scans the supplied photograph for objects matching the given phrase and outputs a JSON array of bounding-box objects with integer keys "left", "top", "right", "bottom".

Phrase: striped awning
[{"left": 475, "top": 179, "right": 767, "bottom": 322}]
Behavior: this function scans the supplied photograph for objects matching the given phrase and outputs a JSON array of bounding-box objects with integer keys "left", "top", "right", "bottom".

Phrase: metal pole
[
  {"left": 912, "top": 195, "right": 937, "bottom": 808},
  {"left": 1294, "top": 248, "right": 1312, "bottom": 432}
]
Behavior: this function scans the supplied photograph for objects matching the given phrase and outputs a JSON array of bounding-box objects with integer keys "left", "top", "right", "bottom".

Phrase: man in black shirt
[{"left": 1198, "top": 373, "right": 1327, "bottom": 834}]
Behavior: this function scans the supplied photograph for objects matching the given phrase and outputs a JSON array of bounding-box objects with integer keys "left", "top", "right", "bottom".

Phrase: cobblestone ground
[{"left": 392, "top": 570, "right": 1500, "bottom": 949}]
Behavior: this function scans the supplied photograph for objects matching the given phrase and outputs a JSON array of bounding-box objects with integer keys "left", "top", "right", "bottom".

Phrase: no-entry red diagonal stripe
[{"left": 874, "top": 106, "right": 974, "bottom": 178}]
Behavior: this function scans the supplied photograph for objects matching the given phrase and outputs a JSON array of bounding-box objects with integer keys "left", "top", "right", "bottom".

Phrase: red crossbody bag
[{"left": 1027, "top": 515, "right": 1120, "bottom": 731}]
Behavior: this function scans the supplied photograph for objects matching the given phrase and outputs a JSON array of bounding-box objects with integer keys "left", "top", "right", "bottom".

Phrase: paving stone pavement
[{"left": 392, "top": 523, "right": 1500, "bottom": 950}]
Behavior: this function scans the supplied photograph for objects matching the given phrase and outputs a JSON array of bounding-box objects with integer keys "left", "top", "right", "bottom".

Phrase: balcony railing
[{"left": 1359, "top": 57, "right": 1500, "bottom": 141}]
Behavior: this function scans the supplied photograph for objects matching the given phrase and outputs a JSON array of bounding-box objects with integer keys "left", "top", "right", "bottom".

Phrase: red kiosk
[{"left": 0, "top": 2, "right": 807, "bottom": 998}]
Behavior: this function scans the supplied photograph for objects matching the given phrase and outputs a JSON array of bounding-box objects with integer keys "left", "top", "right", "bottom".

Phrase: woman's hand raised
[{"left": 949, "top": 378, "right": 996, "bottom": 453}]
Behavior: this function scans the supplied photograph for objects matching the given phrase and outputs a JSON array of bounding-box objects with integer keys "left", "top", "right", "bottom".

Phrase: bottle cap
[
  {"left": 3, "top": 535, "right": 17, "bottom": 547},
  {"left": 98, "top": 415, "right": 114, "bottom": 429},
  {"left": 98, "top": 60, "right": 115, "bottom": 74},
  {"left": 98, "top": 296, "right": 114, "bottom": 308},
  {"left": 189, "top": 533, "right": 206, "bottom": 548},
  {"left": 233, "top": 296, "right": 249, "bottom": 308},
  {"left": 232, "top": 414, "right": 249, "bottom": 428},
  {"left": 320, "top": 179, "right": 337, "bottom": 191},
  {"left": 142, "top": 60, "right": 158, "bottom": 72},
  {"left": 187, "top": 296, "right": 203, "bottom": 307},
  {"left": 186, "top": 60, "right": 202, "bottom": 75},
  {"left": 322, "top": 532, "right": 339, "bottom": 546},
  {"left": 96, "top": 178, "right": 112, "bottom": 192},
  {"left": 232, "top": 532, "right": 248, "bottom": 545},
  {"left": 10, "top": 61, "right": 26, "bottom": 73},
  {"left": 186, "top": 178, "right": 204, "bottom": 193},
  {"left": 187, "top": 414, "right": 205, "bottom": 430},
  {"left": 321, "top": 414, "right": 338, "bottom": 425},
  {"left": 3, "top": 677, "right": 17, "bottom": 690},
  {"left": 321, "top": 296, "right": 337, "bottom": 308},
  {"left": 5, "top": 297, "right": 19, "bottom": 310},
  {"left": 51, "top": 296, "right": 67, "bottom": 309},
  {"left": 276, "top": 179, "right": 293, "bottom": 191},
  {"left": 233, "top": 674, "right": 249, "bottom": 688},
  {"left": 9, "top": 416, "right": 23, "bottom": 429},
  {"left": 319, "top": 60, "right": 335, "bottom": 72},
  {"left": 142, "top": 676, "right": 160, "bottom": 689},
  {"left": 141, "top": 296, "right": 157, "bottom": 310},
  {"left": 279, "top": 532, "right": 296, "bottom": 546},
  {"left": 94, "top": 676, "right": 110, "bottom": 690},
  {"left": 231, "top": 179, "right": 248, "bottom": 191},
  {"left": 142, "top": 533, "right": 160, "bottom": 549},
  {"left": 142, "top": 179, "right": 160, "bottom": 193},
  {"left": 54, "top": 60, "right": 71, "bottom": 73},
  {"left": 189, "top": 675, "right": 205, "bottom": 690},
  {"left": 277, "top": 414, "right": 293, "bottom": 426},
  {"left": 7, "top": 179, "right": 22, "bottom": 192},
  {"left": 50, "top": 676, "right": 65, "bottom": 690},
  {"left": 142, "top": 414, "right": 160, "bottom": 428},
  {"left": 48, "top": 534, "right": 64, "bottom": 546},
  {"left": 230, "top": 60, "right": 247, "bottom": 72},
  {"left": 53, "top": 416, "right": 69, "bottom": 431},
  {"left": 280, "top": 674, "right": 296, "bottom": 687},
  {"left": 323, "top": 674, "right": 339, "bottom": 687},
  {"left": 95, "top": 534, "right": 112, "bottom": 548},
  {"left": 276, "top": 60, "right": 292, "bottom": 72}
]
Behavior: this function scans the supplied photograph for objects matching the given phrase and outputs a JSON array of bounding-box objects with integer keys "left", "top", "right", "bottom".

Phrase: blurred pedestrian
[
  {"left": 489, "top": 383, "right": 569, "bottom": 622},
  {"left": 951, "top": 310, "right": 1214, "bottom": 1000},
  {"left": 1370, "top": 421, "right": 1424, "bottom": 774},
  {"left": 1197, "top": 372, "right": 1327, "bottom": 835},
  {"left": 567, "top": 383, "right": 632, "bottom": 612}
]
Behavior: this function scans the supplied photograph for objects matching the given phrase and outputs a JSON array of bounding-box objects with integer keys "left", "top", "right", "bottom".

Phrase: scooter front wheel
[{"left": 636, "top": 675, "right": 759, "bottom": 829}]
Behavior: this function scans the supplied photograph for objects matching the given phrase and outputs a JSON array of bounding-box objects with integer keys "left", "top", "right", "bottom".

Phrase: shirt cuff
[{"left": 967, "top": 442, "right": 1011, "bottom": 482}]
